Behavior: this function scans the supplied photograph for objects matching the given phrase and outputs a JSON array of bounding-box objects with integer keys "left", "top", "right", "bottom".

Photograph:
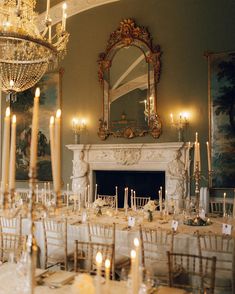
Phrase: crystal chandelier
[{"left": 0, "top": 0, "right": 69, "bottom": 95}]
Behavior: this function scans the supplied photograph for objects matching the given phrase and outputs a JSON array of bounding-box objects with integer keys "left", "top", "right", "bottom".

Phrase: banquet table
[{"left": 20, "top": 209, "right": 235, "bottom": 268}]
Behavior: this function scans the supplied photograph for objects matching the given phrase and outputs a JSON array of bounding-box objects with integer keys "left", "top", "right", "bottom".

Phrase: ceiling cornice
[{"left": 38, "top": 0, "right": 120, "bottom": 31}]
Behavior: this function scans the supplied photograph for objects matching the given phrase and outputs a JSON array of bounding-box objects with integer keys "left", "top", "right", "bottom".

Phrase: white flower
[
  {"left": 144, "top": 200, "right": 156, "bottom": 212},
  {"left": 93, "top": 198, "right": 105, "bottom": 208},
  {"left": 71, "top": 274, "right": 95, "bottom": 294}
]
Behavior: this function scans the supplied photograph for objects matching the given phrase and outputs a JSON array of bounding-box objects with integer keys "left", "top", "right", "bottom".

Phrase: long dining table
[{"left": 21, "top": 208, "right": 235, "bottom": 268}]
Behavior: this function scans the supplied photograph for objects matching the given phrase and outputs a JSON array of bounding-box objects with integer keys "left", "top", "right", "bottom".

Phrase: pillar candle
[
  {"left": 206, "top": 141, "right": 211, "bottom": 172},
  {"left": 30, "top": 88, "right": 40, "bottom": 172},
  {"left": 9, "top": 115, "right": 16, "bottom": 191},
  {"left": 1, "top": 107, "right": 11, "bottom": 194},
  {"left": 49, "top": 116, "right": 56, "bottom": 191},
  {"left": 54, "top": 109, "right": 61, "bottom": 194}
]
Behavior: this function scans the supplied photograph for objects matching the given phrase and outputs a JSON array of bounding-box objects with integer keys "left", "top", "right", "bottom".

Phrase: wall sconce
[
  {"left": 72, "top": 117, "right": 87, "bottom": 144},
  {"left": 144, "top": 95, "right": 154, "bottom": 121},
  {"left": 170, "top": 112, "right": 189, "bottom": 142}
]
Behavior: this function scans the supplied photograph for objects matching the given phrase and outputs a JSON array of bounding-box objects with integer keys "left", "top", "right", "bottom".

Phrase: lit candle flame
[
  {"left": 35, "top": 87, "right": 40, "bottom": 98},
  {"left": 6, "top": 107, "right": 10, "bottom": 117},
  {"left": 56, "top": 109, "right": 61, "bottom": 118}
]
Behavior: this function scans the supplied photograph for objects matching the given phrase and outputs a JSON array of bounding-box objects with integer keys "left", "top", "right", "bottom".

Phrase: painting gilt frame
[
  {"left": 11, "top": 69, "right": 63, "bottom": 181},
  {"left": 207, "top": 51, "right": 235, "bottom": 188}
]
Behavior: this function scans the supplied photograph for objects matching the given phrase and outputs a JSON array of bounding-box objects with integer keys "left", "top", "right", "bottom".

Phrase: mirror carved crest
[{"left": 98, "top": 19, "right": 162, "bottom": 140}]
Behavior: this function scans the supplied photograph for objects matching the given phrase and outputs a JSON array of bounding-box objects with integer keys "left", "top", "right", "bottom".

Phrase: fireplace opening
[{"left": 93, "top": 170, "right": 165, "bottom": 207}]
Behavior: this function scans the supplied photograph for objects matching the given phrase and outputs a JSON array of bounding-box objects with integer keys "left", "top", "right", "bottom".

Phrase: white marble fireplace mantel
[{"left": 66, "top": 142, "right": 187, "bottom": 206}]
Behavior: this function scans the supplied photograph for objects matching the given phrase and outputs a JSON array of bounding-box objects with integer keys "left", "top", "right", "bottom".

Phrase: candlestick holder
[
  {"left": 183, "top": 162, "right": 212, "bottom": 226},
  {"left": 27, "top": 166, "right": 38, "bottom": 294}
]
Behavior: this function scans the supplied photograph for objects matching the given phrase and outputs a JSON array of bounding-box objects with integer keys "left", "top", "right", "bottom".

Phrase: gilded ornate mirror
[{"left": 98, "top": 19, "right": 162, "bottom": 140}]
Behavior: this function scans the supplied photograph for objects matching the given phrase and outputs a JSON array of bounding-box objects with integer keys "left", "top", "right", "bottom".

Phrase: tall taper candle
[
  {"left": 206, "top": 141, "right": 211, "bottom": 172},
  {"left": 46, "top": 0, "right": 50, "bottom": 19},
  {"left": 131, "top": 249, "right": 137, "bottom": 294},
  {"left": 223, "top": 192, "right": 226, "bottom": 217},
  {"left": 54, "top": 109, "right": 61, "bottom": 193},
  {"left": 96, "top": 252, "right": 102, "bottom": 294},
  {"left": 95, "top": 184, "right": 98, "bottom": 201},
  {"left": 1, "top": 107, "right": 11, "bottom": 195},
  {"left": 105, "top": 259, "right": 110, "bottom": 287},
  {"left": 49, "top": 116, "right": 56, "bottom": 191},
  {"left": 30, "top": 88, "right": 40, "bottom": 171},
  {"left": 115, "top": 186, "right": 118, "bottom": 211},
  {"left": 9, "top": 115, "right": 16, "bottom": 191}
]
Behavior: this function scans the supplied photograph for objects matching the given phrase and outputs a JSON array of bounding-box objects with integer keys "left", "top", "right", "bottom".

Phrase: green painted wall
[{"left": 52, "top": 0, "right": 235, "bottom": 187}]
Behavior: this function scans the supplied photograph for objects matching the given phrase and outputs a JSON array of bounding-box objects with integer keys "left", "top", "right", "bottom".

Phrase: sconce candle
[{"left": 170, "top": 112, "right": 189, "bottom": 141}]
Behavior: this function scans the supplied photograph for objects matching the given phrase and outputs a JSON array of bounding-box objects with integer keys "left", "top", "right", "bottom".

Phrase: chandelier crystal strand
[{"left": 0, "top": 0, "right": 69, "bottom": 94}]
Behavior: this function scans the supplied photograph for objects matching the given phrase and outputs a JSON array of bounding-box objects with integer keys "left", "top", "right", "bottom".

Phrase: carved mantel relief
[{"left": 67, "top": 143, "right": 189, "bottom": 206}]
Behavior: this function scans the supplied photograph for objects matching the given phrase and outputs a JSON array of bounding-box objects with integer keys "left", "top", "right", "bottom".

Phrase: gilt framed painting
[
  {"left": 208, "top": 51, "right": 235, "bottom": 188},
  {"left": 11, "top": 70, "right": 62, "bottom": 181}
]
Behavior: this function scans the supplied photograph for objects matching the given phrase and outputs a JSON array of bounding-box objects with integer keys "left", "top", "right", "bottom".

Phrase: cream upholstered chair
[
  {"left": 197, "top": 231, "right": 234, "bottom": 294},
  {"left": 139, "top": 225, "right": 175, "bottom": 285},
  {"left": 0, "top": 232, "right": 26, "bottom": 262},
  {"left": 43, "top": 218, "right": 72, "bottom": 270},
  {"left": 74, "top": 240, "right": 115, "bottom": 278},
  {"left": 87, "top": 222, "right": 130, "bottom": 276},
  {"left": 167, "top": 251, "right": 216, "bottom": 294}
]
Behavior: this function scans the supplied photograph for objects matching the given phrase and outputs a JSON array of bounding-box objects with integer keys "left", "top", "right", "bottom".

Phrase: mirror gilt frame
[{"left": 97, "top": 19, "right": 162, "bottom": 140}]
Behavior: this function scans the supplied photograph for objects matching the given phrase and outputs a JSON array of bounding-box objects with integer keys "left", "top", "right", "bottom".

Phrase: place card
[
  {"left": 128, "top": 216, "right": 135, "bottom": 227},
  {"left": 82, "top": 211, "right": 87, "bottom": 223},
  {"left": 222, "top": 223, "right": 232, "bottom": 235},
  {"left": 199, "top": 208, "right": 206, "bottom": 219},
  {"left": 171, "top": 220, "right": 178, "bottom": 231}
]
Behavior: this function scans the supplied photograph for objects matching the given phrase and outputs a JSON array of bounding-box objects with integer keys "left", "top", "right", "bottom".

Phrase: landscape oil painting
[
  {"left": 11, "top": 71, "right": 61, "bottom": 181},
  {"left": 209, "top": 52, "right": 235, "bottom": 188}
]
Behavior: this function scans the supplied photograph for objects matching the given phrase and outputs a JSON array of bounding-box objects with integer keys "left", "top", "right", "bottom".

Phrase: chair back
[
  {"left": 167, "top": 251, "right": 216, "bottom": 294},
  {"left": 74, "top": 240, "right": 115, "bottom": 278},
  {"left": 0, "top": 215, "right": 22, "bottom": 235},
  {"left": 197, "top": 231, "right": 234, "bottom": 292},
  {"left": 209, "top": 201, "right": 233, "bottom": 216},
  {"left": 139, "top": 225, "right": 174, "bottom": 268},
  {"left": 97, "top": 195, "right": 117, "bottom": 209},
  {"left": 0, "top": 232, "right": 26, "bottom": 262},
  {"left": 131, "top": 195, "right": 151, "bottom": 209},
  {"left": 88, "top": 222, "right": 115, "bottom": 244},
  {"left": 43, "top": 218, "right": 68, "bottom": 269}
]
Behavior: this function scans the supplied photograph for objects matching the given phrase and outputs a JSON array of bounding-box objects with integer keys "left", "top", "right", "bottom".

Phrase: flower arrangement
[
  {"left": 143, "top": 200, "right": 156, "bottom": 212},
  {"left": 93, "top": 198, "right": 105, "bottom": 208},
  {"left": 71, "top": 274, "right": 95, "bottom": 294},
  {"left": 144, "top": 200, "right": 156, "bottom": 222}
]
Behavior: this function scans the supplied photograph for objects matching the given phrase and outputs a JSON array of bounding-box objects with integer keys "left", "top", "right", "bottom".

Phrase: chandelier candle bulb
[
  {"left": 49, "top": 116, "right": 56, "bottom": 192},
  {"left": 9, "top": 115, "right": 16, "bottom": 191},
  {"left": 30, "top": 88, "right": 40, "bottom": 171},
  {"left": 1, "top": 107, "right": 11, "bottom": 196},
  {"left": 46, "top": 0, "right": 51, "bottom": 19}
]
